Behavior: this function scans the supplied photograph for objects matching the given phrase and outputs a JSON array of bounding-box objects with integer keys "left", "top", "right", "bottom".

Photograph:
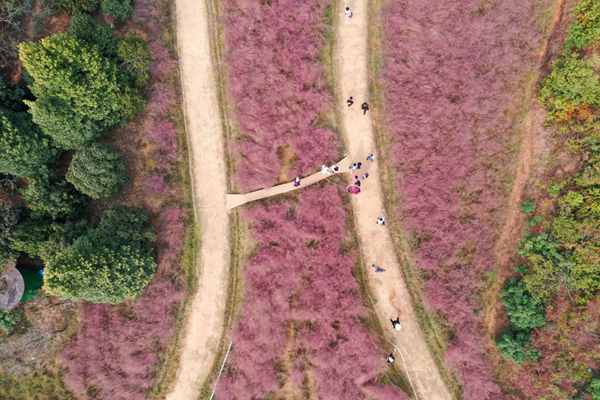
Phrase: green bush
[
  {"left": 20, "top": 174, "right": 86, "bottom": 219},
  {"left": 0, "top": 76, "right": 30, "bottom": 112},
  {"left": 44, "top": 206, "right": 156, "bottom": 303},
  {"left": 51, "top": 0, "right": 99, "bottom": 13},
  {"left": 521, "top": 199, "right": 536, "bottom": 214},
  {"left": 68, "top": 13, "right": 118, "bottom": 57},
  {"left": 19, "top": 33, "right": 144, "bottom": 149},
  {"left": 0, "top": 201, "right": 21, "bottom": 266},
  {"left": 66, "top": 143, "right": 128, "bottom": 199},
  {"left": 565, "top": 0, "right": 600, "bottom": 50},
  {"left": 501, "top": 278, "right": 546, "bottom": 331},
  {"left": 8, "top": 217, "right": 62, "bottom": 259},
  {"left": 117, "top": 35, "right": 151, "bottom": 88},
  {"left": 101, "top": 0, "right": 132, "bottom": 23},
  {"left": 0, "top": 111, "right": 56, "bottom": 178},
  {"left": 588, "top": 378, "right": 600, "bottom": 400},
  {"left": 539, "top": 56, "right": 600, "bottom": 123},
  {"left": 0, "top": 308, "right": 24, "bottom": 336},
  {"left": 497, "top": 329, "right": 540, "bottom": 364}
]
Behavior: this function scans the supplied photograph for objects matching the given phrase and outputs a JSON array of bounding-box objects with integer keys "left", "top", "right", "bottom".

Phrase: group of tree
[
  {"left": 497, "top": 0, "right": 600, "bottom": 396},
  {"left": 0, "top": 5, "right": 155, "bottom": 305}
]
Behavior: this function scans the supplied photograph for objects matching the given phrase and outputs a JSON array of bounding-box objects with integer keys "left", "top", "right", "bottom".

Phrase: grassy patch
[{"left": 0, "top": 366, "right": 73, "bottom": 400}]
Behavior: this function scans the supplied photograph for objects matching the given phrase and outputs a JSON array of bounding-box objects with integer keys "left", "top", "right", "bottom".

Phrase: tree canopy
[
  {"left": 0, "top": 111, "right": 56, "bottom": 177},
  {"left": 19, "top": 33, "right": 144, "bottom": 149},
  {"left": 66, "top": 143, "right": 128, "bottom": 199},
  {"left": 44, "top": 206, "right": 156, "bottom": 304}
]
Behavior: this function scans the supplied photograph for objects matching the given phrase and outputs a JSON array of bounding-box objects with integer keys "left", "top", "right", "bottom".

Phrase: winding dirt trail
[
  {"left": 167, "top": 0, "right": 230, "bottom": 399},
  {"left": 335, "top": 2, "right": 452, "bottom": 399}
]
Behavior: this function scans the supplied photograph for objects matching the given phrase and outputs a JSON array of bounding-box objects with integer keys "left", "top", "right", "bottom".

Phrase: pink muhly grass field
[
  {"left": 382, "top": 1, "right": 547, "bottom": 398},
  {"left": 223, "top": 0, "right": 340, "bottom": 192},
  {"left": 217, "top": 187, "right": 384, "bottom": 398},
  {"left": 60, "top": 1, "right": 186, "bottom": 398}
]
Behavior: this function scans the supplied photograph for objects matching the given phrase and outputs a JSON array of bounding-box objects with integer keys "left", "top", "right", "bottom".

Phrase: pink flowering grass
[
  {"left": 381, "top": 1, "right": 548, "bottom": 398},
  {"left": 223, "top": 0, "right": 340, "bottom": 192},
  {"left": 217, "top": 187, "right": 386, "bottom": 398},
  {"left": 60, "top": 1, "right": 187, "bottom": 398}
]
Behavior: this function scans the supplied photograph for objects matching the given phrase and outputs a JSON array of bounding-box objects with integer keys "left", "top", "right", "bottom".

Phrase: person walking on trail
[
  {"left": 367, "top": 153, "right": 375, "bottom": 162},
  {"left": 372, "top": 264, "right": 385, "bottom": 273},
  {"left": 361, "top": 102, "right": 370, "bottom": 115},
  {"left": 347, "top": 96, "right": 354, "bottom": 107},
  {"left": 377, "top": 215, "right": 386, "bottom": 225},
  {"left": 321, "top": 165, "right": 333, "bottom": 176},
  {"left": 391, "top": 317, "right": 401, "bottom": 331},
  {"left": 293, "top": 176, "right": 301, "bottom": 187},
  {"left": 361, "top": 172, "right": 369, "bottom": 180},
  {"left": 332, "top": 165, "right": 340, "bottom": 173},
  {"left": 344, "top": 6, "right": 353, "bottom": 19},
  {"left": 386, "top": 353, "right": 395, "bottom": 364}
]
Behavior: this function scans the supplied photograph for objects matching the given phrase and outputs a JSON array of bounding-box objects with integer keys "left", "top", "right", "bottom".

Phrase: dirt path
[
  {"left": 335, "top": 2, "right": 452, "bottom": 399},
  {"left": 226, "top": 156, "right": 350, "bottom": 209},
  {"left": 167, "top": 0, "right": 230, "bottom": 399}
]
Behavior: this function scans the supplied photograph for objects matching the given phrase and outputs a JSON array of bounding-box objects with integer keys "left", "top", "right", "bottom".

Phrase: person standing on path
[
  {"left": 344, "top": 6, "right": 353, "bottom": 19},
  {"left": 361, "top": 101, "right": 370, "bottom": 115},
  {"left": 377, "top": 215, "right": 386, "bottom": 225},
  {"left": 367, "top": 153, "right": 375, "bottom": 162},
  {"left": 347, "top": 96, "right": 354, "bottom": 107},
  {"left": 391, "top": 317, "right": 401, "bottom": 331},
  {"left": 293, "top": 177, "right": 301, "bottom": 187},
  {"left": 372, "top": 264, "right": 385, "bottom": 273}
]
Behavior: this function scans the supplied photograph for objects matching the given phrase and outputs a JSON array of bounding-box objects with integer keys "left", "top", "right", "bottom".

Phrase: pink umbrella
[{"left": 346, "top": 185, "right": 361, "bottom": 194}]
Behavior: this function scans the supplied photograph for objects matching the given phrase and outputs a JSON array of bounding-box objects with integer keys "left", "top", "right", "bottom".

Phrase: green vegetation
[
  {"left": 0, "top": 201, "right": 20, "bottom": 265},
  {"left": 0, "top": 369, "right": 74, "bottom": 399},
  {"left": 588, "top": 379, "right": 600, "bottom": 400},
  {"left": 67, "top": 143, "right": 128, "bottom": 199},
  {"left": 501, "top": 278, "right": 546, "bottom": 331},
  {"left": 496, "top": 329, "right": 540, "bottom": 364},
  {"left": 117, "top": 35, "right": 151, "bottom": 88},
  {"left": 0, "top": 308, "right": 24, "bottom": 335},
  {"left": 68, "top": 12, "right": 118, "bottom": 56},
  {"left": 101, "top": 0, "right": 133, "bottom": 23},
  {"left": 19, "top": 33, "right": 144, "bottom": 149},
  {"left": 565, "top": 0, "right": 600, "bottom": 50},
  {"left": 20, "top": 174, "right": 86, "bottom": 219},
  {"left": 45, "top": 207, "right": 156, "bottom": 303},
  {"left": 51, "top": 0, "right": 99, "bottom": 14},
  {"left": 0, "top": 111, "right": 56, "bottom": 178}
]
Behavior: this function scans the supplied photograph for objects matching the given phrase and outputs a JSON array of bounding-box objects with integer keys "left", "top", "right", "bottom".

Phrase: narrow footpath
[
  {"left": 335, "top": 2, "right": 452, "bottom": 399},
  {"left": 167, "top": 0, "right": 230, "bottom": 398}
]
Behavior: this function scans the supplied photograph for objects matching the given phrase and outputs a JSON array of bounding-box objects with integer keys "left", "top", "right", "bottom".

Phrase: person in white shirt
[{"left": 344, "top": 6, "right": 353, "bottom": 19}]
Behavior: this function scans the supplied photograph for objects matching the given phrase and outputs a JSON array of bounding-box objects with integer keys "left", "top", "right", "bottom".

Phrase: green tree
[
  {"left": 68, "top": 13, "right": 117, "bottom": 57},
  {"left": 0, "top": 111, "right": 56, "bottom": 177},
  {"left": 117, "top": 35, "right": 151, "bottom": 89},
  {"left": 44, "top": 206, "right": 156, "bottom": 304},
  {"left": 19, "top": 33, "right": 144, "bottom": 149},
  {"left": 502, "top": 278, "right": 546, "bottom": 330},
  {"left": 565, "top": 0, "right": 600, "bottom": 50},
  {"left": 66, "top": 143, "right": 128, "bottom": 199},
  {"left": 0, "top": 201, "right": 21, "bottom": 266},
  {"left": 101, "top": 0, "right": 133, "bottom": 23},
  {"left": 20, "top": 174, "right": 86, "bottom": 219}
]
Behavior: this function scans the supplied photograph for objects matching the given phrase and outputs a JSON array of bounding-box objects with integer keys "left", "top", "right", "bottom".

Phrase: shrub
[
  {"left": 8, "top": 217, "right": 65, "bottom": 259},
  {"left": 44, "top": 206, "right": 156, "bottom": 303},
  {"left": 68, "top": 13, "right": 118, "bottom": 57},
  {"left": 0, "top": 111, "right": 56, "bottom": 178},
  {"left": 0, "top": 201, "right": 21, "bottom": 265},
  {"left": 19, "top": 33, "right": 144, "bottom": 149},
  {"left": 101, "top": 0, "right": 133, "bottom": 23},
  {"left": 496, "top": 330, "right": 540, "bottom": 364},
  {"left": 66, "top": 143, "right": 128, "bottom": 199},
  {"left": 501, "top": 278, "right": 546, "bottom": 331},
  {"left": 20, "top": 174, "right": 86, "bottom": 219},
  {"left": 565, "top": 0, "right": 600, "bottom": 50},
  {"left": 588, "top": 379, "right": 600, "bottom": 400},
  {"left": 520, "top": 199, "right": 536, "bottom": 214},
  {"left": 0, "top": 308, "right": 24, "bottom": 336},
  {"left": 539, "top": 56, "right": 600, "bottom": 123},
  {"left": 117, "top": 35, "right": 151, "bottom": 88},
  {"left": 51, "top": 0, "right": 99, "bottom": 14},
  {"left": 0, "top": 76, "right": 30, "bottom": 112}
]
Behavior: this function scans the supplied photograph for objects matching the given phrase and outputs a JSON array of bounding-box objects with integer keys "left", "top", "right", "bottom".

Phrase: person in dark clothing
[
  {"left": 372, "top": 264, "right": 385, "bottom": 273},
  {"left": 367, "top": 153, "right": 375, "bottom": 162},
  {"left": 386, "top": 353, "right": 395, "bottom": 364},
  {"left": 391, "top": 317, "right": 401, "bottom": 331},
  {"left": 357, "top": 162, "right": 362, "bottom": 169},
  {"left": 361, "top": 102, "right": 369, "bottom": 115},
  {"left": 293, "top": 176, "right": 301, "bottom": 187},
  {"left": 347, "top": 96, "right": 354, "bottom": 107}
]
